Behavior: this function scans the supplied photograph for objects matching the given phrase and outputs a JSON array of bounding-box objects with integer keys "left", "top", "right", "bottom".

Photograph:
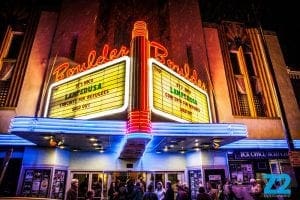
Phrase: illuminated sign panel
[
  {"left": 149, "top": 58, "right": 211, "bottom": 123},
  {"left": 44, "top": 56, "right": 130, "bottom": 119}
]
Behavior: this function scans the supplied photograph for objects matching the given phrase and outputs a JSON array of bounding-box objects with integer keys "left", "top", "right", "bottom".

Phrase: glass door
[
  {"left": 91, "top": 172, "right": 107, "bottom": 199},
  {"left": 70, "top": 171, "right": 184, "bottom": 199},
  {"left": 71, "top": 172, "right": 108, "bottom": 200},
  {"left": 72, "top": 173, "right": 89, "bottom": 200}
]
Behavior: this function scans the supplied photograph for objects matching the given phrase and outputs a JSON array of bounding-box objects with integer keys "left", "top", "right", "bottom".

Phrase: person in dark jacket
[
  {"left": 165, "top": 181, "right": 174, "bottom": 200},
  {"left": 86, "top": 190, "right": 94, "bottom": 200},
  {"left": 66, "top": 178, "right": 79, "bottom": 200},
  {"left": 196, "top": 186, "right": 212, "bottom": 200},
  {"left": 118, "top": 182, "right": 127, "bottom": 200},
  {"left": 134, "top": 181, "right": 144, "bottom": 200},
  {"left": 108, "top": 181, "right": 119, "bottom": 200},
  {"left": 176, "top": 184, "right": 189, "bottom": 200},
  {"left": 143, "top": 183, "right": 158, "bottom": 200},
  {"left": 127, "top": 179, "right": 136, "bottom": 200}
]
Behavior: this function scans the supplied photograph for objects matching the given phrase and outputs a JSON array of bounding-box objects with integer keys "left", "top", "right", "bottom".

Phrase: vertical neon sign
[{"left": 127, "top": 21, "right": 151, "bottom": 133}]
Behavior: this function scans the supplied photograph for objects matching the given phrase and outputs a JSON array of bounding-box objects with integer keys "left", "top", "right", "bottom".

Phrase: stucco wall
[
  {"left": 17, "top": 11, "right": 58, "bottom": 117},
  {"left": 50, "top": 0, "right": 98, "bottom": 62},
  {"left": 204, "top": 27, "right": 288, "bottom": 139},
  {"left": 69, "top": 151, "right": 187, "bottom": 171},
  {"left": 168, "top": 0, "right": 209, "bottom": 83},
  {"left": 0, "top": 11, "right": 58, "bottom": 133},
  {"left": 204, "top": 27, "right": 233, "bottom": 122},
  {"left": 265, "top": 33, "right": 300, "bottom": 139},
  {"left": 22, "top": 147, "right": 70, "bottom": 167}
]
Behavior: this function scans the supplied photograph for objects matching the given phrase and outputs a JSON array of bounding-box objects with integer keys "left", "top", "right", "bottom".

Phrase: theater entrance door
[{"left": 70, "top": 171, "right": 185, "bottom": 199}]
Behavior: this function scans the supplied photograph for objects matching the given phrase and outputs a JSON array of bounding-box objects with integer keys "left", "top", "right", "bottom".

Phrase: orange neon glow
[
  {"left": 127, "top": 21, "right": 151, "bottom": 134},
  {"left": 52, "top": 42, "right": 205, "bottom": 89},
  {"left": 140, "top": 38, "right": 150, "bottom": 111},
  {"left": 52, "top": 45, "right": 129, "bottom": 82},
  {"left": 150, "top": 41, "right": 206, "bottom": 90},
  {"left": 132, "top": 21, "right": 148, "bottom": 39}
]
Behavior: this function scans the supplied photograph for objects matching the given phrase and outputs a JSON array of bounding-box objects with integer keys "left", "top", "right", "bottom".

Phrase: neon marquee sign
[
  {"left": 149, "top": 58, "right": 211, "bottom": 123},
  {"left": 52, "top": 45, "right": 129, "bottom": 82},
  {"left": 150, "top": 41, "right": 206, "bottom": 90},
  {"left": 52, "top": 43, "right": 206, "bottom": 90},
  {"left": 45, "top": 56, "right": 130, "bottom": 119}
]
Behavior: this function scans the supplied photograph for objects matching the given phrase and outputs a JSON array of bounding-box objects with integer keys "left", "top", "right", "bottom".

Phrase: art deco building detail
[{"left": 219, "top": 21, "right": 279, "bottom": 117}]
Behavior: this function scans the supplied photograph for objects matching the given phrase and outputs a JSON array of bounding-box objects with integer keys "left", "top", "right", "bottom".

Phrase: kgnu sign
[{"left": 263, "top": 173, "right": 291, "bottom": 197}]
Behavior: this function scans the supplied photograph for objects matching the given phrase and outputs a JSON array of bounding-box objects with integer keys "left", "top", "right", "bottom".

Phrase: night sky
[
  {"left": 262, "top": 1, "right": 300, "bottom": 70},
  {"left": 199, "top": 0, "right": 300, "bottom": 70},
  {"left": 0, "top": 0, "right": 299, "bottom": 70}
]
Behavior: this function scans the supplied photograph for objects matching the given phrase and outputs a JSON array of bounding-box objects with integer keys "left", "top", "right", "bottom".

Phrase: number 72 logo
[{"left": 263, "top": 174, "right": 291, "bottom": 196}]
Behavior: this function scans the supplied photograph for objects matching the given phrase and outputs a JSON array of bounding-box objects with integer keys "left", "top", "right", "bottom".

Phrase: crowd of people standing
[
  {"left": 66, "top": 178, "right": 264, "bottom": 200},
  {"left": 196, "top": 179, "right": 264, "bottom": 200},
  {"left": 107, "top": 178, "right": 189, "bottom": 200}
]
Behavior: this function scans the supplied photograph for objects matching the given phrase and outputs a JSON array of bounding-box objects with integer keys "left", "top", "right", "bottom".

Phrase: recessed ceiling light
[
  {"left": 99, "top": 149, "right": 105, "bottom": 153},
  {"left": 43, "top": 135, "right": 52, "bottom": 140},
  {"left": 193, "top": 146, "right": 200, "bottom": 151},
  {"left": 89, "top": 137, "right": 97, "bottom": 142},
  {"left": 178, "top": 149, "right": 186, "bottom": 154},
  {"left": 213, "top": 138, "right": 222, "bottom": 143},
  {"left": 163, "top": 146, "right": 169, "bottom": 152},
  {"left": 202, "top": 143, "right": 210, "bottom": 148},
  {"left": 156, "top": 149, "right": 163, "bottom": 154}
]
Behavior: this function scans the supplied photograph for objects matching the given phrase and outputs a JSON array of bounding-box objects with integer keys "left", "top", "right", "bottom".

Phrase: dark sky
[
  {"left": 0, "top": 0, "right": 298, "bottom": 70},
  {"left": 263, "top": 1, "right": 300, "bottom": 70},
  {"left": 199, "top": 0, "right": 300, "bottom": 70}
]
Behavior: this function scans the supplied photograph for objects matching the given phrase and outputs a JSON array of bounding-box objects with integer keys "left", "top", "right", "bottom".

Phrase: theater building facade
[{"left": 0, "top": 0, "right": 299, "bottom": 199}]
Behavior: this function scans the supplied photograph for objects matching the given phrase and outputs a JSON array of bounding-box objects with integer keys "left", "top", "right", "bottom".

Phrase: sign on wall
[
  {"left": 149, "top": 58, "right": 211, "bottom": 123},
  {"left": 228, "top": 150, "right": 289, "bottom": 160},
  {"left": 44, "top": 56, "right": 130, "bottom": 119}
]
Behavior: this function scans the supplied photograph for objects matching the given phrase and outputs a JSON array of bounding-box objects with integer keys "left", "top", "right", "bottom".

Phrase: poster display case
[
  {"left": 188, "top": 169, "right": 202, "bottom": 200},
  {"left": 51, "top": 170, "right": 67, "bottom": 199},
  {"left": 21, "top": 169, "right": 51, "bottom": 197}
]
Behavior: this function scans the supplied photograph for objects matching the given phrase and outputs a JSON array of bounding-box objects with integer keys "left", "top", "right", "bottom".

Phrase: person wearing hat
[{"left": 66, "top": 178, "right": 79, "bottom": 200}]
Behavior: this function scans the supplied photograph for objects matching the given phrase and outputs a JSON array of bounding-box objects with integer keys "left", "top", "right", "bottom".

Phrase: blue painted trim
[
  {"left": 0, "top": 134, "right": 35, "bottom": 146},
  {"left": 9, "top": 117, "right": 248, "bottom": 137},
  {"left": 220, "top": 139, "right": 290, "bottom": 149}
]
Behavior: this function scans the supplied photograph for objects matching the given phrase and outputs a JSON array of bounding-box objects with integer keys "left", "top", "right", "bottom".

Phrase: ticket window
[{"left": 229, "top": 162, "right": 254, "bottom": 184}]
